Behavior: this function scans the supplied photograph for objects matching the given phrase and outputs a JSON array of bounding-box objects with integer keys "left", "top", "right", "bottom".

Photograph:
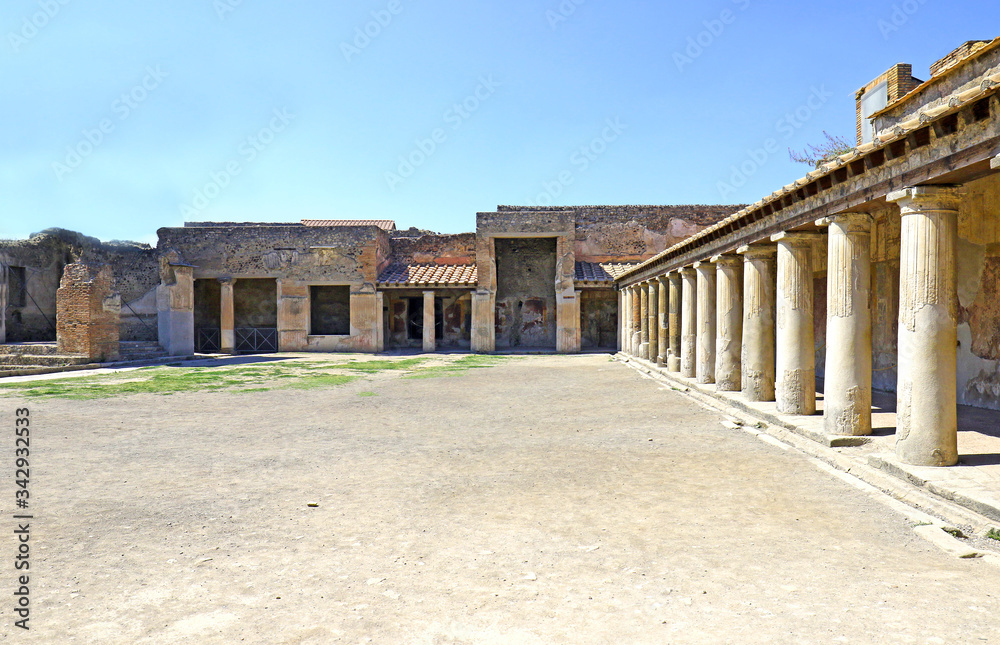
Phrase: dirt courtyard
[{"left": 1, "top": 354, "right": 999, "bottom": 643}]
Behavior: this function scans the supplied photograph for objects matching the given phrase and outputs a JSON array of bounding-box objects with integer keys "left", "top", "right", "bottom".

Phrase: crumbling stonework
[{"left": 56, "top": 263, "right": 120, "bottom": 361}]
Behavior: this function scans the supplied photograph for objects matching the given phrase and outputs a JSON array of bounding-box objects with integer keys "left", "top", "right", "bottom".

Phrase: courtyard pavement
[{"left": 2, "top": 354, "right": 999, "bottom": 643}]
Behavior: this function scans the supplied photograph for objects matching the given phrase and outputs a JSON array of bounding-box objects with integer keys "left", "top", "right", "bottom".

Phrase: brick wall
[{"left": 56, "top": 263, "right": 120, "bottom": 361}]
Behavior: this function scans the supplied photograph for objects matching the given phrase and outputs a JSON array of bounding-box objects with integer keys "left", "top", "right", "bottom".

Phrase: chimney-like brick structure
[
  {"left": 56, "top": 263, "right": 121, "bottom": 361},
  {"left": 855, "top": 63, "right": 923, "bottom": 145}
]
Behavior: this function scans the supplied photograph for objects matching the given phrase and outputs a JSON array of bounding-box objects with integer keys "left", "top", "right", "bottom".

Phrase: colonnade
[{"left": 620, "top": 185, "right": 961, "bottom": 468}]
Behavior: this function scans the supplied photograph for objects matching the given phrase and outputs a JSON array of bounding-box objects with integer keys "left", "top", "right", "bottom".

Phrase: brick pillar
[
  {"left": 471, "top": 290, "right": 495, "bottom": 353},
  {"left": 889, "top": 186, "right": 962, "bottom": 466},
  {"left": 56, "top": 263, "right": 120, "bottom": 362},
  {"left": 220, "top": 277, "right": 236, "bottom": 354}
]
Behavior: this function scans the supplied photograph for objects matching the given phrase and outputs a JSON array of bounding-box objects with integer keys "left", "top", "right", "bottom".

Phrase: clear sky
[{"left": 2, "top": 0, "right": 997, "bottom": 244}]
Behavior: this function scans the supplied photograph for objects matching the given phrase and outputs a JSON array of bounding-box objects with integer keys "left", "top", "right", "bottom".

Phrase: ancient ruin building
[
  {"left": 2, "top": 37, "right": 1000, "bottom": 470},
  {"left": 618, "top": 38, "right": 1000, "bottom": 467}
]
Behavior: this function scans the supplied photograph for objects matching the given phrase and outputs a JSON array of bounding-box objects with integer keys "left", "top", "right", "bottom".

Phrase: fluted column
[
  {"left": 625, "top": 286, "right": 634, "bottom": 354},
  {"left": 680, "top": 267, "right": 697, "bottom": 378},
  {"left": 739, "top": 245, "right": 777, "bottom": 401},
  {"left": 694, "top": 261, "right": 717, "bottom": 384},
  {"left": 889, "top": 185, "right": 962, "bottom": 467},
  {"left": 631, "top": 285, "right": 641, "bottom": 356},
  {"left": 668, "top": 271, "right": 682, "bottom": 372},
  {"left": 713, "top": 254, "right": 743, "bottom": 392},
  {"left": 219, "top": 277, "right": 236, "bottom": 354},
  {"left": 639, "top": 282, "right": 650, "bottom": 360},
  {"left": 820, "top": 214, "right": 873, "bottom": 436},
  {"left": 647, "top": 280, "right": 658, "bottom": 363},
  {"left": 657, "top": 276, "right": 669, "bottom": 366},
  {"left": 772, "top": 232, "right": 821, "bottom": 415}
]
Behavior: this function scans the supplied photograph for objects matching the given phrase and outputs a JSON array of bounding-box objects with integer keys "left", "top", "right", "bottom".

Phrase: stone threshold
[{"left": 617, "top": 353, "right": 1000, "bottom": 536}]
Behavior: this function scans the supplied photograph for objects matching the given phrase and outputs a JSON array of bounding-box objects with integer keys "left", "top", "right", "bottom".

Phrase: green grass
[
  {"left": 405, "top": 355, "right": 510, "bottom": 379},
  {"left": 0, "top": 354, "right": 511, "bottom": 399},
  {"left": 358, "top": 391, "right": 378, "bottom": 397},
  {"left": 987, "top": 528, "right": 1000, "bottom": 541}
]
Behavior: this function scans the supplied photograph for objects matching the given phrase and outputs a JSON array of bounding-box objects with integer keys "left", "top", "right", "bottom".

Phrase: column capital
[
  {"left": 692, "top": 261, "right": 712, "bottom": 272},
  {"left": 991, "top": 154, "right": 1000, "bottom": 170},
  {"left": 218, "top": 277, "right": 236, "bottom": 286},
  {"left": 423, "top": 290, "right": 435, "bottom": 296},
  {"left": 679, "top": 266, "right": 696, "bottom": 276},
  {"left": 887, "top": 185, "right": 963, "bottom": 211},
  {"left": 656, "top": 274, "right": 668, "bottom": 284},
  {"left": 770, "top": 231, "right": 824, "bottom": 245},
  {"left": 737, "top": 243, "right": 777, "bottom": 257},
  {"left": 816, "top": 212, "right": 873, "bottom": 231},
  {"left": 709, "top": 253, "right": 742, "bottom": 266}
]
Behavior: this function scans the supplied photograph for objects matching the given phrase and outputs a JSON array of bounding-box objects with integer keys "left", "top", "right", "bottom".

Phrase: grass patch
[
  {"left": 987, "top": 528, "right": 1000, "bottom": 541},
  {"left": 286, "top": 374, "right": 360, "bottom": 390},
  {"left": 405, "top": 355, "right": 510, "bottom": 380},
  {"left": 358, "top": 391, "right": 378, "bottom": 397},
  {"left": 339, "top": 358, "right": 427, "bottom": 373}
]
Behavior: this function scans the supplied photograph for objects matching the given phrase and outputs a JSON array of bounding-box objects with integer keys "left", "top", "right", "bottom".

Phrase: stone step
[
  {"left": 0, "top": 343, "right": 61, "bottom": 356},
  {"left": 0, "top": 354, "right": 92, "bottom": 367}
]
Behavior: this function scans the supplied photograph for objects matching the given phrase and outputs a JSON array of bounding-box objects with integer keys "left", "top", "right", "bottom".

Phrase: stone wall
[
  {"left": 384, "top": 290, "right": 471, "bottom": 349},
  {"left": 388, "top": 234, "right": 476, "bottom": 266},
  {"left": 0, "top": 229, "right": 158, "bottom": 343},
  {"left": 580, "top": 289, "right": 618, "bottom": 349},
  {"left": 495, "top": 238, "right": 558, "bottom": 348},
  {"left": 497, "top": 205, "right": 742, "bottom": 263},
  {"left": 56, "top": 263, "right": 120, "bottom": 361}
]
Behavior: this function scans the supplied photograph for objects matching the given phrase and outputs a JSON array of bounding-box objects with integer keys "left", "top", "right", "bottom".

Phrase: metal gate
[
  {"left": 235, "top": 328, "right": 278, "bottom": 354},
  {"left": 196, "top": 328, "right": 220, "bottom": 353}
]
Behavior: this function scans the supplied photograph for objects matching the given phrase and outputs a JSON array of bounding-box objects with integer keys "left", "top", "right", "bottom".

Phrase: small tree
[{"left": 788, "top": 131, "right": 854, "bottom": 168}]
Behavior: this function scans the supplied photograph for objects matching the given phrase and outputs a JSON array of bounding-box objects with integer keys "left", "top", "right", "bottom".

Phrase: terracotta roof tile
[
  {"left": 575, "top": 262, "right": 641, "bottom": 284},
  {"left": 378, "top": 263, "right": 477, "bottom": 287},
  {"left": 302, "top": 219, "right": 396, "bottom": 231}
]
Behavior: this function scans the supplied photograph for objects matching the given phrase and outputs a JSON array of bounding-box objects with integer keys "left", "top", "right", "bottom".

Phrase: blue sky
[{"left": 2, "top": 0, "right": 996, "bottom": 244}]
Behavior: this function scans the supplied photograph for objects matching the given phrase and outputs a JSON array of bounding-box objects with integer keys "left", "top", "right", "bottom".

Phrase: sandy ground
[{"left": 1, "top": 354, "right": 999, "bottom": 644}]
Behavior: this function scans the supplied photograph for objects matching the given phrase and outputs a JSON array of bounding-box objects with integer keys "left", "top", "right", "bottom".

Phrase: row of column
[{"left": 621, "top": 185, "right": 961, "bottom": 468}]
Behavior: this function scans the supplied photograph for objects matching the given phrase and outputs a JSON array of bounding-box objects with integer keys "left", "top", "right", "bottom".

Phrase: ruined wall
[
  {"left": 233, "top": 279, "right": 278, "bottom": 329},
  {"left": 580, "top": 289, "right": 618, "bottom": 349},
  {"left": 495, "top": 238, "right": 557, "bottom": 348},
  {"left": 0, "top": 229, "right": 158, "bottom": 343},
  {"left": 388, "top": 234, "right": 476, "bottom": 266},
  {"left": 955, "top": 174, "right": 1000, "bottom": 410},
  {"left": 56, "top": 263, "right": 120, "bottom": 361},
  {"left": 497, "top": 205, "right": 742, "bottom": 263},
  {"left": 158, "top": 224, "right": 384, "bottom": 353}
]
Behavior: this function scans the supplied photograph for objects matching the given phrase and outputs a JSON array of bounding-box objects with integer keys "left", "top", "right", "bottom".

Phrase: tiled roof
[
  {"left": 378, "top": 263, "right": 477, "bottom": 287},
  {"left": 575, "top": 262, "right": 641, "bottom": 284},
  {"left": 302, "top": 219, "right": 397, "bottom": 231}
]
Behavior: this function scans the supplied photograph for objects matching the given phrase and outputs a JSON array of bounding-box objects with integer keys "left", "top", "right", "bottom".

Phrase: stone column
[
  {"left": 680, "top": 267, "right": 697, "bottom": 378},
  {"left": 889, "top": 186, "right": 962, "bottom": 467},
  {"left": 617, "top": 289, "right": 624, "bottom": 351},
  {"left": 647, "top": 280, "right": 658, "bottom": 362},
  {"left": 820, "top": 214, "right": 873, "bottom": 436},
  {"left": 657, "top": 276, "right": 668, "bottom": 366},
  {"left": 219, "top": 277, "right": 236, "bottom": 354},
  {"left": 631, "top": 285, "right": 642, "bottom": 356},
  {"left": 739, "top": 245, "right": 777, "bottom": 401},
  {"left": 471, "top": 290, "right": 495, "bottom": 353},
  {"left": 772, "top": 232, "right": 821, "bottom": 415},
  {"left": 668, "top": 271, "right": 682, "bottom": 372},
  {"left": 695, "top": 262, "right": 717, "bottom": 384},
  {"left": 0, "top": 262, "right": 7, "bottom": 345},
  {"left": 622, "top": 287, "right": 631, "bottom": 354},
  {"left": 639, "top": 282, "right": 650, "bottom": 360},
  {"left": 423, "top": 290, "right": 436, "bottom": 353},
  {"left": 276, "top": 279, "right": 308, "bottom": 352},
  {"left": 713, "top": 254, "right": 743, "bottom": 392}
]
